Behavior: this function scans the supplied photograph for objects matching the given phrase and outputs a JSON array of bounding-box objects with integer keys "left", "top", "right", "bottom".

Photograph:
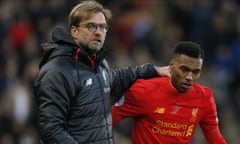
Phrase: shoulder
[
  {"left": 192, "top": 83, "right": 214, "bottom": 101},
  {"left": 193, "top": 84, "right": 212, "bottom": 94},
  {"left": 133, "top": 77, "right": 169, "bottom": 89},
  {"left": 40, "top": 60, "right": 64, "bottom": 75},
  {"left": 126, "top": 77, "right": 168, "bottom": 97},
  {"left": 36, "top": 59, "right": 74, "bottom": 86}
]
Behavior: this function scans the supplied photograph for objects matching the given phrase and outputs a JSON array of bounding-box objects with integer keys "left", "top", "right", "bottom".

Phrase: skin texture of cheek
[
  {"left": 170, "top": 71, "right": 179, "bottom": 89},
  {"left": 171, "top": 68, "right": 187, "bottom": 92},
  {"left": 87, "top": 32, "right": 106, "bottom": 52}
]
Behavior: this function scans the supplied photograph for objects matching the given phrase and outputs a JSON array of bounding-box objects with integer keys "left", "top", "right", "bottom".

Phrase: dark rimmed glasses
[{"left": 78, "top": 23, "right": 109, "bottom": 32}]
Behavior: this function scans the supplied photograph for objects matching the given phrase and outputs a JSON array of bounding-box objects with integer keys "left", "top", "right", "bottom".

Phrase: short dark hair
[{"left": 173, "top": 41, "right": 204, "bottom": 59}]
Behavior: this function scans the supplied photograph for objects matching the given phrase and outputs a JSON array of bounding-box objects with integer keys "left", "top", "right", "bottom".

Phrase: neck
[{"left": 81, "top": 46, "right": 97, "bottom": 56}]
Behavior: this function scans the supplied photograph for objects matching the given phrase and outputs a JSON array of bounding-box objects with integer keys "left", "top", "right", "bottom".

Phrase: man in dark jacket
[{"left": 34, "top": 1, "right": 169, "bottom": 144}]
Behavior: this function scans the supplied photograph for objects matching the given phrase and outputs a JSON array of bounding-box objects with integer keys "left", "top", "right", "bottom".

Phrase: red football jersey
[{"left": 112, "top": 77, "right": 226, "bottom": 144}]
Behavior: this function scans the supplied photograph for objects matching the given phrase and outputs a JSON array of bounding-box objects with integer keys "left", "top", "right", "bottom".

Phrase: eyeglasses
[{"left": 78, "top": 23, "right": 109, "bottom": 32}]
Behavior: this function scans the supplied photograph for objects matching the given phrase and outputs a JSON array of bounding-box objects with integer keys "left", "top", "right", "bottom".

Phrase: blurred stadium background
[{"left": 0, "top": 0, "right": 239, "bottom": 143}]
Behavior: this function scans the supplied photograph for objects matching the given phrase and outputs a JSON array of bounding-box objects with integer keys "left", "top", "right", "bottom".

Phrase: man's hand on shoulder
[{"left": 155, "top": 66, "right": 170, "bottom": 77}]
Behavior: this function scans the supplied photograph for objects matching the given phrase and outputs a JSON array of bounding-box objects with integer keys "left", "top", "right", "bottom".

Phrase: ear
[
  {"left": 71, "top": 26, "right": 78, "bottom": 40},
  {"left": 169, "top": 60, "right": 174, "bottom": 75},
  {"left": 169, "top": 59, "right": 174, "bottom": 67}
]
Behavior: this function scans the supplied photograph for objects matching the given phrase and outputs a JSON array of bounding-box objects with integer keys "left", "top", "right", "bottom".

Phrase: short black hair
[{"left": 173, "top": 41, "right": 204, "bottom": 59}]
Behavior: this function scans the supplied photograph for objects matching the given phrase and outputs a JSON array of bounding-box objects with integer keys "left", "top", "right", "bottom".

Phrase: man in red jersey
[{"left": 112, "top": 41, "right": 227, "bottom": 144}]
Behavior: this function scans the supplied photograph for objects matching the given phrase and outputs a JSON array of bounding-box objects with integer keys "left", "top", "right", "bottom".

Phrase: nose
[
  {"left": 93, "top": 27, "right": 103, "bottom": 35},
  {"left": 185, "top": 72, "right": 193, "bottom": 81},
  {"left": 95, "top": 25, "right": 106, "bottom": 33}
]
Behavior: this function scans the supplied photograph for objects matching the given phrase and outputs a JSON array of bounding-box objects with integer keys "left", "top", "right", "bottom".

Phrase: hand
[{"left": 155, "top": 66, "right": 171, "bottom": 77}]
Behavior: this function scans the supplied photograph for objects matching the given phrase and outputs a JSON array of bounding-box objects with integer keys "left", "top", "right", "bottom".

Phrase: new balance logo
[
  {"left": 85, "top": 78, "right": 92, "bottom": 86},
  {"left": 154, "top": 107, "right": 165, "bottom": 114}
]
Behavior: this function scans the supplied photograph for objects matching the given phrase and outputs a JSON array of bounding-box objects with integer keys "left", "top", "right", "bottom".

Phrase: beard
[
  {"left": 81, "top": 44, "right": 102, "bottom": 56},
  {"left": 78, "top": 38, "right": 104, "bottom": 56}
]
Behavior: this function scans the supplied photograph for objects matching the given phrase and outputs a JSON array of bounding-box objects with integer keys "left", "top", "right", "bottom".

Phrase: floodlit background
[{"left": 0, "top": 0, "right": 239, "bottom": 143}]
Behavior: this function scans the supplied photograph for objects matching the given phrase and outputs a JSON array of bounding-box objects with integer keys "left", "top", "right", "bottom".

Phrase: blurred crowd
[{"left": 0, "top": 0, "right": 240, "bottom": 144}]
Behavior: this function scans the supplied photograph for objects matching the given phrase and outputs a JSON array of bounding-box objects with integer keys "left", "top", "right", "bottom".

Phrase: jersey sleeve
[
  {"left": 110, "top": 63, "right": 157, "bottom": 104},
  {"left": 199, "top": 88, "right": 227, "bottom": 144},
  {"left": 112, "top": 79, "right": 147, "bottom": 126}
]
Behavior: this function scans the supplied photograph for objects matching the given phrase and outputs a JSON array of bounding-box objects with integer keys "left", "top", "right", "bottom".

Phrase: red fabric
[
  {"left": 8, "top": 21, "right": 34, "bottom": 50},
  {"left": 75, "top": 48, "right": 81, "bottom": 61},
  {"left": 112, "top": 77, "right": 226, "bottom": 144}
]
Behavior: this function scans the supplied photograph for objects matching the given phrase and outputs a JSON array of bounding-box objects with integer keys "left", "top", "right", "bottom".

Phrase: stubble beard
[{"left": 82, "top": 42, "right": 102, "bottom": 56}]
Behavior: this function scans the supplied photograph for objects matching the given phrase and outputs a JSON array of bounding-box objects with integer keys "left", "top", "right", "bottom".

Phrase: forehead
[
  {"left": 174, "top": 55, "right": 203, "bottom": 69},
  {"left": 82, "top": 12, "right": 106, "bottom": 23}
]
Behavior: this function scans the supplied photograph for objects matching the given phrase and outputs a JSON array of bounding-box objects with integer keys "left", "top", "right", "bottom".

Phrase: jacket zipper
[{"left": 96, "top": 71, "right": 111, "bottom": 144}]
